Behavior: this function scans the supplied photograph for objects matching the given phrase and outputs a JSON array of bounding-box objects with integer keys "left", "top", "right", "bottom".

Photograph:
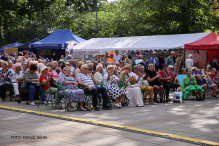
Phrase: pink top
[{"left": 47, "top": 70, "right": 59, "bottom": 79}]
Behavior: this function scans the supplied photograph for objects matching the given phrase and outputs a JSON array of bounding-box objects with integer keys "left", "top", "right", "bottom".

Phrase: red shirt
[
  {"left": 39, "top": 75, "right": 52, "bottom": 92},
  {"left": 159, "top": 70, "right": 173, "bottom": 82}
]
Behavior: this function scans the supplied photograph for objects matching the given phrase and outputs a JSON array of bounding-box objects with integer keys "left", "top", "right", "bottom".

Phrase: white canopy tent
[{"left": 73, "top": 32, "right": 210, "bottom": 52}]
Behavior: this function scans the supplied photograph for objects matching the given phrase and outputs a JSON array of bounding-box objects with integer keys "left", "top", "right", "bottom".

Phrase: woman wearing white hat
[
  {"left": 39, "top": 66, "right": 62, "bottom": 109},
  {"left": 104, "top": 65, "right": 126, "bottom": 108}
]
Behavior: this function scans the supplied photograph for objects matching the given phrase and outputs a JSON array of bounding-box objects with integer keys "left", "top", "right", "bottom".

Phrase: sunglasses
[{"left": 84, "top": 68, "right": 89, "bottom": 70}]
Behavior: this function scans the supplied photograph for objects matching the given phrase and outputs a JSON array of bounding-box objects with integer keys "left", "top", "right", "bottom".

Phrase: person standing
[
  {"left": 165, "top": 51, "right": 176, "bottom": 69},
  {"left": 113, "top": 50, "right": 121, "bottom": 63},
  {"left": 102, "top": 53, "right": 109, "bottom": 65},
  {"left": 149, "top": 51, "right": 159, "bottom": 71},
  {"left": 185, "top": 54, "right": 193, "bottom": 69},
  {"left": 159, "top": 53, "right": 165, "bottom": 69},
  {"left": 107, "top": 53, "right": 115, "bottom": 62},
  {"left": 51, "top": 51, "right": 58, "bottom": 61},
  {"left": 64, "top": 50, "right": 72, "bottom": 61}
]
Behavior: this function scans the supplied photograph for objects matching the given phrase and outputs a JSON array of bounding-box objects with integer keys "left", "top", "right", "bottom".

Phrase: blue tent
[
  {"left": 29, "top": 29, "right": 86, "bottom": 49},
  {"left": 0, "top": 42, "right": 23, "bottom": 53}
]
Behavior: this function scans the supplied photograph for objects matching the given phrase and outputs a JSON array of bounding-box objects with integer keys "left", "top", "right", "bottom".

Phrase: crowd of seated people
[{"left": 0, "top": 51, "right": 218, "bottom": 112}]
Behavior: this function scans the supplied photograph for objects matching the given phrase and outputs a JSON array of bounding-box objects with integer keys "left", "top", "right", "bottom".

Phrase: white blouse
[{"left": 104, "top": 74, "right": 119, "bottom": 89}]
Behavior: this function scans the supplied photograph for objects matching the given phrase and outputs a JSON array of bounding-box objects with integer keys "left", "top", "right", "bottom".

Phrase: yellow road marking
[{"left": 0, "top": 105, "right": 218, "bottom": 146}]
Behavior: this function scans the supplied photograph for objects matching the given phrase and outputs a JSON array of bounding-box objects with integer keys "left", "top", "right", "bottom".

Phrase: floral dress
[
  {"left": 108, "top": 76, "right": 125, "bottom": 99},
  {"left": 58, "top": 75, "right": 85, "bottom": 103}
]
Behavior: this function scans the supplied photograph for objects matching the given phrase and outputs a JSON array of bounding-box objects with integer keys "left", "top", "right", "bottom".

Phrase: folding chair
[
  {"left": 38, "top": 82, "right": 56, "bottom": 109},
  {"left": 56, "top": 83, "right": 67, "bottom": 111}
]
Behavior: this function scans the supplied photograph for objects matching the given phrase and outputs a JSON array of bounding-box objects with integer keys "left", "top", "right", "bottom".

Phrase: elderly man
[
  {"left": 77, "top": 64, "right": 112, "bottom": 111},
  {"left": 185, "top": 54, "right": 193, "bottom": 69},
  {"left": 134, "top": 55, "right": 146, "bottom": 68},
  {"left": 165, "top": 51, "right": 176, "bottom": 69},
  {"left": 94, "top": 64, "right": 104, "bottom": 84},
  {"left": 149, "top": 51, "right": 159, "bottom": 71},
  {"left": 113, "top": 50, "right": 121, "bottom": 63},
  {"left": 107, "top": 53, "right": 114, "bottom": 62},
  {"left": 159, "top": 63, "right": 180, "bottom": 102},
  {"left": 64, "top": 50, "right": 72, "bottom": 61}
]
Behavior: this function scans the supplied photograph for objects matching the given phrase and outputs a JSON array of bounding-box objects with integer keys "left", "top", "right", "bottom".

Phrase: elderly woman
[
  {"left": 132, "top": 65, "right": 157, "bottom": 105},
  {"left": 139, "top": 65, "right": 144, "bottom": 75},
  {"left": 22, "top": 63, "right": 28, "bottom": 73},
  {"left": 39, "top": 66, "right": 61, "bottom": 108},
  {"left": 88, "top": 62, "right": 94, "bottom": 74},
  {"left": 7, "top": 60, "right": 14, "bottom": 70},
  {"left": 74, "top": 61, "right": 83, "bottom": 79},
  {"left": 119, "top": 65, "right": 144, "bottom": 107},
  {"left": 53, "top": 61, "right": 61, "bottom": 74},
  {"left": 94, "top": 64, "right": 104, "bottom": 84},
  {"left": 47, "top": 62, "right": 59, "bottom": 79},
  {"left": 104, "top": 65, "right": 125, "bottom": 108},
  {"left": 59, "top": 65, "right": 66, "bottom": 76},
  {"left": 182, "top": 69, "right": 204, "bottom": 101},
  {"left": 21, "top": 64, "right": 45, "bottom": 106},
  {"left": 0, "top": 61, "right": 13, "bottom": 101},
  {"left": 115, "top": 62, "right": 121, "bottom": 72},
  {"left": 58, "top": 67, "right": 86, "bottom": 111},
  {"left": 11, "top": 63, "right": 24, "bottom": 101},
  {"left": 145, "top": 64, "right": 164, "bottom": 103}
]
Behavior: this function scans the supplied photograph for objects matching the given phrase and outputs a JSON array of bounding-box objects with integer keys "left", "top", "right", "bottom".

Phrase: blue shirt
[
  {"left": 149, "top": 57, "right": 159, "bottom": 65},
  {"left": 70, "top": 66, "right": 75, "bottom": 75},
  {"left": 72, "top": 64, "right": 77, "bottom": 70},
  {"left": 165, "top": 56, "right": 175, "bottom": 67}
]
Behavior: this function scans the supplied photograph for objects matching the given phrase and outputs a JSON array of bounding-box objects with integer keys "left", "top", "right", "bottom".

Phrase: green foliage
[{"left": 1, "top": 0, "right": 219, "bottom": 47}]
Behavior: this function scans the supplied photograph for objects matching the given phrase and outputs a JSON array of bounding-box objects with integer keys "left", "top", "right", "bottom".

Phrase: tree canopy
[{"left": 1, "top": 0, "right": 219, "bottom": 47}]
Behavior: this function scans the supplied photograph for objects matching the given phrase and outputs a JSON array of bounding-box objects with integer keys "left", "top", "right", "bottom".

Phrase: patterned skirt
[
  {"left": 61, "top": 88, "right": 85, "bottom": 103},
  {"left": 108, "top": 85, "right": 126, "bottom": 99}
]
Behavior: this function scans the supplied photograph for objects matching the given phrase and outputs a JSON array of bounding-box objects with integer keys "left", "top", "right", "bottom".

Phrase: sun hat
[
  {"left": 40, "top": 65, "right": 48, "bottom": 73},
  {"left": 168, "top": 65, "right": 173, "bottom": 68},
  {"left": 107, "top": 65, "right": 115, "bottom": 69},
  {"left": 188, "top": 54, "right": 193, "bottom": 58}
]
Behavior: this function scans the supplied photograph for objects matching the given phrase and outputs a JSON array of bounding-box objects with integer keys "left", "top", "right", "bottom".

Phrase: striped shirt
[{"left": 76, "top": 72, "right": 95, "bottom": 86}]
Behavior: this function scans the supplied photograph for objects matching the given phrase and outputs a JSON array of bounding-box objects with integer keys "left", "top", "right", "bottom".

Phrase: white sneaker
[
  {"left": 0, "top": 99, "right": 2, "bottom": 102},
  {"left": 30, "top": 102, "right": 35, "bottom": 106},
  {"left": 47, "top": 101, "right": 52, "bottom": 104},
  {"left": 119, "top": 103, "right": 122, "bottom": 108},
  {"left": 43, "top": 101, "right": 47, "bottom": 104},
  {"left": 115, "top": 103, "right": 120, "bottom": 108}
]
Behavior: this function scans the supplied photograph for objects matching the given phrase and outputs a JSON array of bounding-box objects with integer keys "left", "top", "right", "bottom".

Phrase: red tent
[{"left": 184, "top": 32, "right": 219, "bottom": 63}]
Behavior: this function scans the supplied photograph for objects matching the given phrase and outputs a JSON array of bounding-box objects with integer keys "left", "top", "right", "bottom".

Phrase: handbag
[
  {"left": 50, "top": 78, "right": 57, "bottom": 87},
  {"left": 173, "top": 88, "right": 182, "bottom": 103}
]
